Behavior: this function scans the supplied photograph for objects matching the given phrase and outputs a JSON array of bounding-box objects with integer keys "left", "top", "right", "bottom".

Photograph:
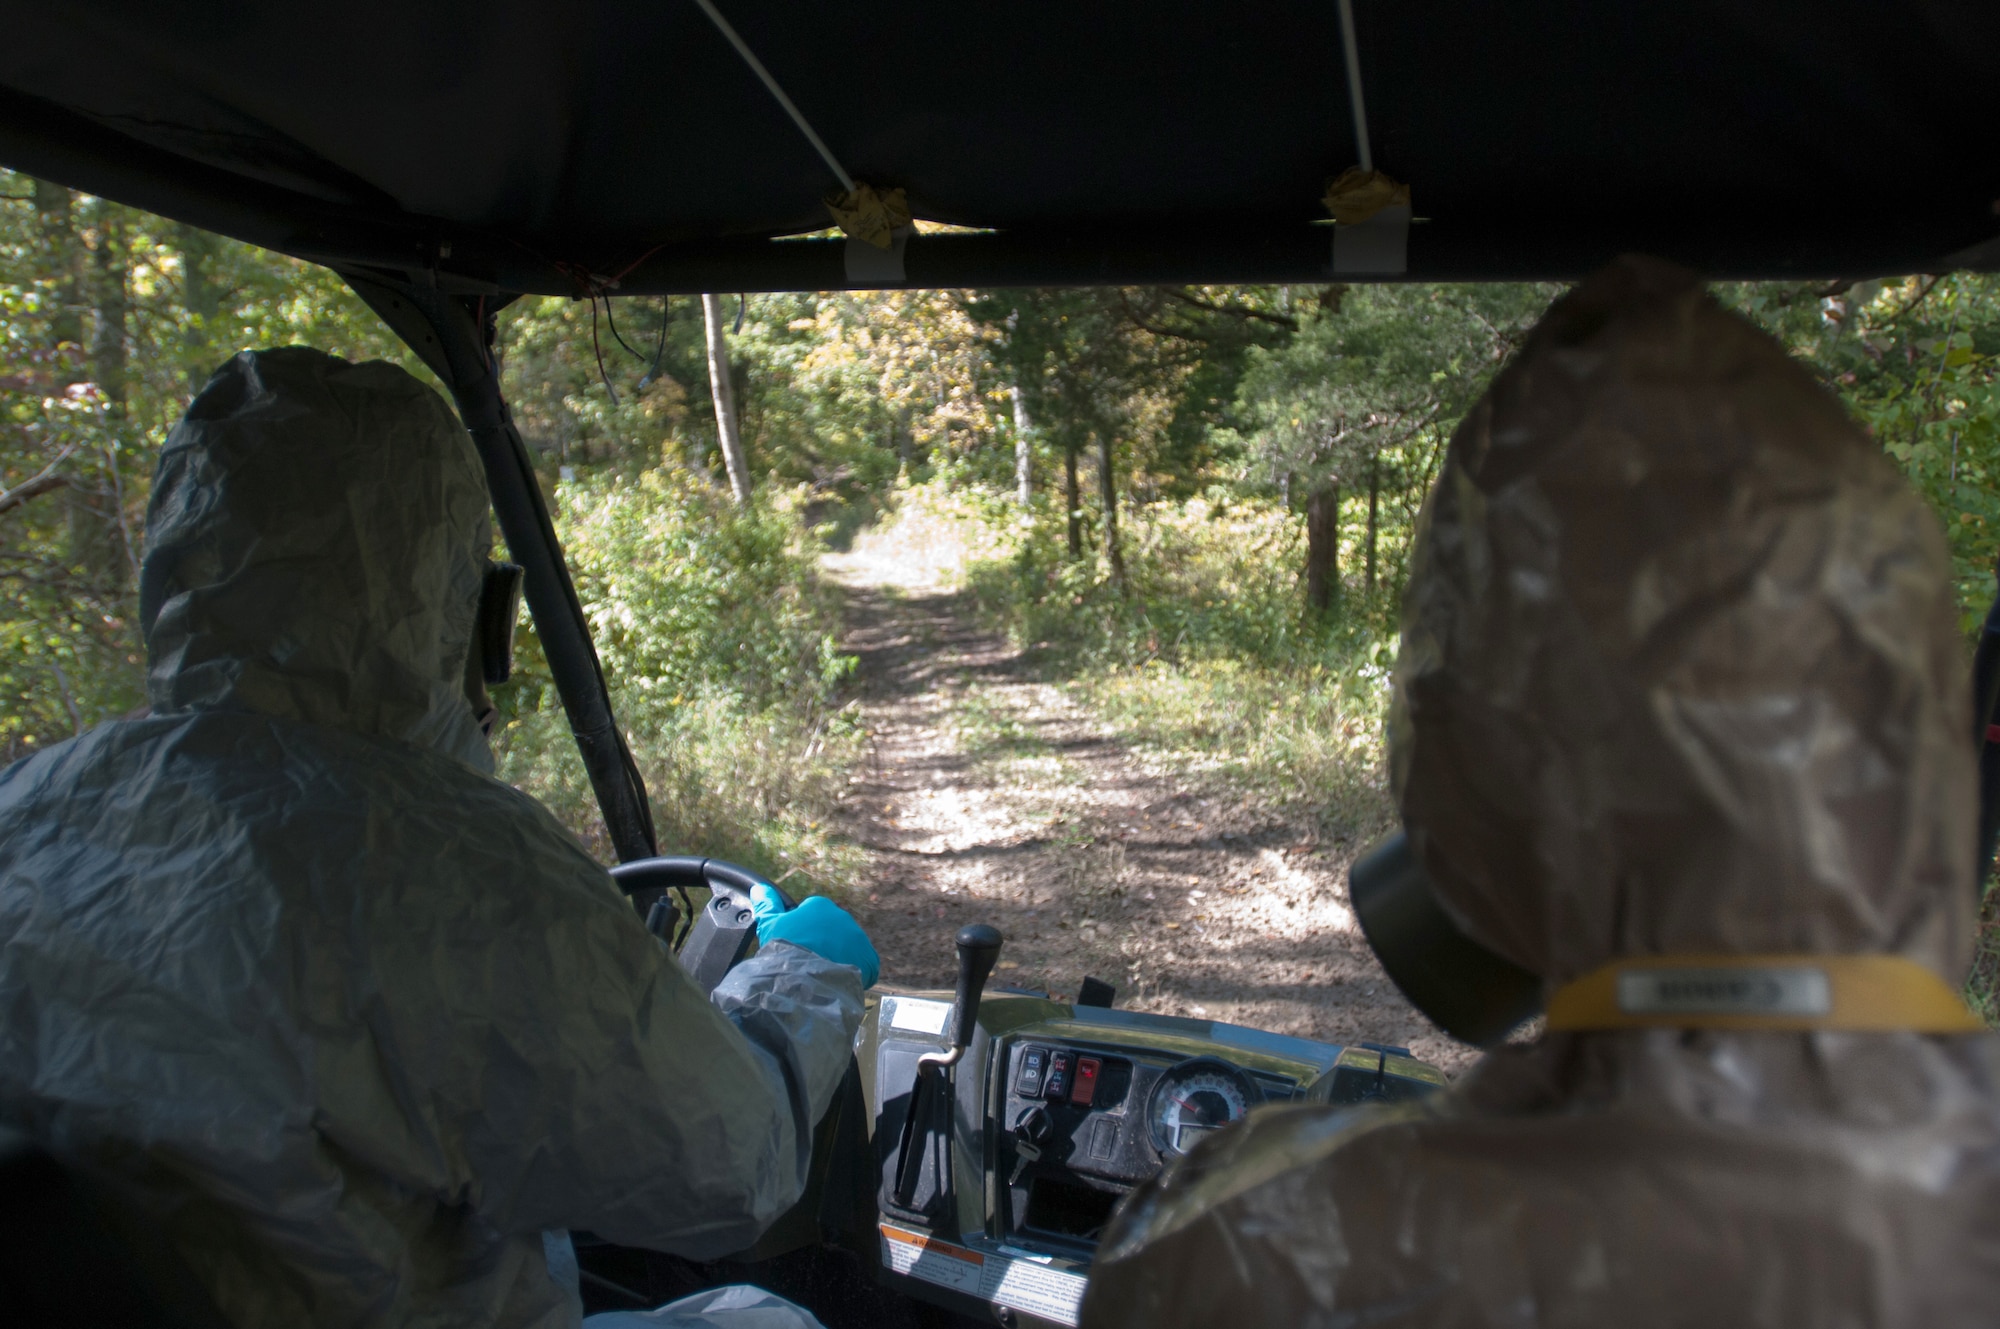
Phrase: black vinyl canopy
[{"left": 1, "top": 1, "right": 1997, "bottom": 294}]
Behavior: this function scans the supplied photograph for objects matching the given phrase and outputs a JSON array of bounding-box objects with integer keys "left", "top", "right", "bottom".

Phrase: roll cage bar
[{"left": 344, "top": 277, "right": 660, "bottom": 863}]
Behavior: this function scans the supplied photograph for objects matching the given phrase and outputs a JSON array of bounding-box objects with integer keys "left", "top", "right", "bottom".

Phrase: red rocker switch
[{"left": 1069, "top": 1055, "right": 1101, "bottom": 1107}]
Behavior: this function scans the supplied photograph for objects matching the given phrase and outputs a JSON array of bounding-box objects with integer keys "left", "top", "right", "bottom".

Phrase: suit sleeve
[{"left": 401, "top": 861, "right": 864, "bottom": 1258}]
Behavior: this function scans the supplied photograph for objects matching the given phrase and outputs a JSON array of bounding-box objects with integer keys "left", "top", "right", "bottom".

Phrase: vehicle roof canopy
[{"left": 2, "top": 2, "right": 1997, "bottom": 294}]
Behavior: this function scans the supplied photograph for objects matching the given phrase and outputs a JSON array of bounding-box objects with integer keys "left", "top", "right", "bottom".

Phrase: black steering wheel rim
[{"left": 607, "top": 855, "right": 795, "bottom": 993}]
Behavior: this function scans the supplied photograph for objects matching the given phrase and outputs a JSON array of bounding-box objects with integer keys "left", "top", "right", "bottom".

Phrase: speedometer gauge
[{"left": 1147, "top": 1057, "right": 1261, "bottom": 1158}]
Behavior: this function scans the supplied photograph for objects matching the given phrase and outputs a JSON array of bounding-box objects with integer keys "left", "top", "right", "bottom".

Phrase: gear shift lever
[
  {"left": 918, "top": 923, "right": 1003, "bottom": 1073},
  {"left": 893, "top": 923, "right": 1003, "bottom": 1221}
]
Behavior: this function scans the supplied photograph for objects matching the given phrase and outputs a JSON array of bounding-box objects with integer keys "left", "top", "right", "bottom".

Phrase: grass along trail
[{"left": 822, "top": 536, "right": 1477, "bottom": 1076}]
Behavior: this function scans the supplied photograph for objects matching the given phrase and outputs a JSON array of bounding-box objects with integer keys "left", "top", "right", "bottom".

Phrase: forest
[{"left": 6, "top": 169, "right": 2000, "bottom": 1009}]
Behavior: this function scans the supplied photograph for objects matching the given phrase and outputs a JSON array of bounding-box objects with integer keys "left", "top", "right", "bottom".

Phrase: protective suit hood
[
  {"left": 1080, "top": 259, "right": 2000, "bottom": 1329},
  {"left": 139, "top": 346, "right": 494, "bottom": 770},
  {"left": 1391, "top": 255, "right": 1973, "bottom": 985}
]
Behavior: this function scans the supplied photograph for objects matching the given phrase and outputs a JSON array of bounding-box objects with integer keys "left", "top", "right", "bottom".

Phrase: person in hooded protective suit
[
  {"left": 1080, "top": 257, "right": 2000, "bottom": 1328},
  {"left": 0, "top": 348, "right": 870, "bottom": 1328}
]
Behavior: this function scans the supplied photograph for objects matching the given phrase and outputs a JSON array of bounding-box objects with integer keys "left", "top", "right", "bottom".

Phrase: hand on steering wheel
[{"left": 750, "top": 886, "right": 880, "bottom": 988}]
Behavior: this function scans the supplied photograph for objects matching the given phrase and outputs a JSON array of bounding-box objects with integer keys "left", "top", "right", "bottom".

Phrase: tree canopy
[{"left": 5, "top": 167, "right": 2000, "bottom": 775}]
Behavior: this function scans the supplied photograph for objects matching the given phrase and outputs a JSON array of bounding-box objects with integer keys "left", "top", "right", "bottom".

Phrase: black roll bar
[
  {"left": 343, "top": 273, "right": 659, "bottom": 864},
  {"left": 1973, "top": 556, "right": 2000, "bottom": 891}
]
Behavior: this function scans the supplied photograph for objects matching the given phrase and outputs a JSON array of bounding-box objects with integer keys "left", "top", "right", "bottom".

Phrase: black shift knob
[{"left": 951, "top": 923, "right": 1003, "bottom": 1051}]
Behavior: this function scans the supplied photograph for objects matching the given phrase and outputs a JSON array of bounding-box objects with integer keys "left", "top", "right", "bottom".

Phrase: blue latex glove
[{"left": 750, "top": 885, "right": 880, "bottom": 988}]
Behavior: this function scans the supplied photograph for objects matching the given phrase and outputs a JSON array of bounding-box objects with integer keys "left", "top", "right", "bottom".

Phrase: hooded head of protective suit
[
  {"left": 1388, "top": 257, "right": 1972, "bottom": 992},
  {"left": 1080, "top": 258, "right": 2000, "bottom": 1329},
  {"left": 139, "top": 345, "right": 495, "bottom": 769},
  {"left": 0, "top": 349, "right": 864, "bottom": 1329}
]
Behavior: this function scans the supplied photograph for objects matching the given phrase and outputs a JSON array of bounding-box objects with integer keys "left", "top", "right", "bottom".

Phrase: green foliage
[
  {"left": 0, "top": 172, "right": 426, "bottom": 762},
  {"left": 544, "top": 470, "right": 851, "bottom": 709},
  {"left": 1228, "top": 283, "right": 1553, "bottom": 491},
  {"left": 492, "top": 472, "right": 861, "bottom": 889},
  {"left": 1076, "top": 658, "right": 1394, "bottom": 837},
  {"left": 965, "top": 490, "right": 1313, "bottom": 668},
  {"left": 1216, "top": 283, "right": 1558, "bottom": 621},
  {"left": 497, "top": 293, "right": 715, "bottom": 481},
  {"left": 971, "top": 288, "right": 1297, "bottom": 500},
  {"left": 497, "top": 288, "right": 1010, "bottom": 517},
  {"left": 7, "top": 159, "right": 2000, "bottom": 957},
  {"left": 1722, "top": 276, "right": 2000, "bottom": 631}
]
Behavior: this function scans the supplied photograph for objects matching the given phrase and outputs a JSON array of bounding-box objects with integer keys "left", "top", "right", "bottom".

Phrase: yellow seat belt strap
[{"left": 1546, "top": 954, "right": 1984, "bottom": 1032}]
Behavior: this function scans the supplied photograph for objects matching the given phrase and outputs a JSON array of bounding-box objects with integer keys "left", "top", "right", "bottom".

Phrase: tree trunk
[
  {"left": 1011, "top": 385, "right": 1033, "bottom": 505},
  {"left": 90, "top": 209, "right": 129, "bottom": 418},
  {"left": 1306, "top": 484, "right": 1341, "bottom": 615},
  {"left": 701, "top": 293, "right": 751, "bottom": 505},
  {"left": 1097, "top": 430, "right": 1124, "bottom": 585},
  {"left": 1364, "top": 458, "right": 1380, "bottom": 594},
  {"left": 32, "top": 179, "right": 83, "bottom": 377},
  {"left": 174, "top": 222, "right": 225, "bottom": 385},
  {"left": 90, "top": 209, "right": 138, "bottom": 587},
  {"left": 1064, "top": 441, "right": 1082, "bottom": 558}
]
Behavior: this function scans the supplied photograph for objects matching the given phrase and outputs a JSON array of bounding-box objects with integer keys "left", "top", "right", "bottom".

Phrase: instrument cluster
[{"left": 995, "top": 1039, "right": 1298, "bottom": 1253}]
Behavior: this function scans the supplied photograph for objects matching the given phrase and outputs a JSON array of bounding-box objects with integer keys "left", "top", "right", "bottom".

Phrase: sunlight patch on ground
[{"left": 822, "top": 509, "right": 973, "bottom": 593}]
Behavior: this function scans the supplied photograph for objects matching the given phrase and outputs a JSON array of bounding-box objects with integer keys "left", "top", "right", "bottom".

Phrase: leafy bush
[
  {"left": 966, "top": 492, "right": 1332, "bottom": 669},
  {"left": 493, "top": 471, "right": 861, "bottom": 893},
  {"left": 1077, "top": 657, "right": 1396, "bottom": 837}
]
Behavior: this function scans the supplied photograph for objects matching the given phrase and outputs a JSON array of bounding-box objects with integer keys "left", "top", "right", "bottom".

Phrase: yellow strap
[
  {"left": 1546, "top": 954, "right": 1984, "bottom": 1032},
  {"left": 825, "top": 183, "right": 911, "bottom": 250},
  {"left": 1323, "top": 166, "right": 1410, "bottom": 225}
]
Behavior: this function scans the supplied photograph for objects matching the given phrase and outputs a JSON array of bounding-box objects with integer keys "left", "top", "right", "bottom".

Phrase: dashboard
[
  {"left": 983, "top": 1009, "right": 1444, "bottom": 1256},
  {"left": 573, "top": 980, "right": 1449, "bottom": 1329},
  {"left": 997, "top": 1041, "right": 1282, "bottom": 1247},
  {"left": 866, "top": 988, "right": 1449, "bottom": 1301},
  {"left": 590, "top": 862, "right": 1450, "bottom": 1329}
]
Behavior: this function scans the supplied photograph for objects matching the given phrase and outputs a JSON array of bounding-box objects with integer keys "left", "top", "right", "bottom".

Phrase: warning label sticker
[
  {"left": 988, "top": 1256, "right": 1090, "bottom": 1324},
  {"left": 880, "top": 1223, "right": 984, "bottom": 1296},
  {"left": 883, "top": 996, "right": 952, "bottom": 1035},
  {"left": 880, "top": 1224, "right": 1089, "bottom": 1326}
]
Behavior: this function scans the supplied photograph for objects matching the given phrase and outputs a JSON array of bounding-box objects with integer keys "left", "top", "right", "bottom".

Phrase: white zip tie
[
  {"left": 1336, "top": 0, "right": 1373, "bottom": 172},
  {"left": 689, "top": 0, "right": 857, "bottom": 193}
]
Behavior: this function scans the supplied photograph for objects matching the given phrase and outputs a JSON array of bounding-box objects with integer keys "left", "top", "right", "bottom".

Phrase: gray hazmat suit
[
  {"left": 1081, "top": 258, "right": 2000, "bottom": 1327},
  {"left": 0, "top": 348, "right": 864, "bottom": 1328}
]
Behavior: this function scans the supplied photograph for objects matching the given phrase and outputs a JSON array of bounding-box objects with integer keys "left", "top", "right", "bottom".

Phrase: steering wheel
[{"left": 608, "top": 856, "right": 795, "bottom": 995}]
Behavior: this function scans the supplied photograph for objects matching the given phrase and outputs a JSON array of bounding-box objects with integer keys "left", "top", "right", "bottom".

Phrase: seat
[{"left": 0, "top": 1127, "right": 229, "bottom": 1329}]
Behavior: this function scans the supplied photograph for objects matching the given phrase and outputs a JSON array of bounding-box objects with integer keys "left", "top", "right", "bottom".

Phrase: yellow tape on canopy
[
  {"left": 826, "top": 183, "right": 911, "bottom": 250},
  {"left": 1546, "top": 954, "right": 1984, "bottom": 1032},
  {"left": 1323, "top": 167, "right": 1410, "bottom": 225}
]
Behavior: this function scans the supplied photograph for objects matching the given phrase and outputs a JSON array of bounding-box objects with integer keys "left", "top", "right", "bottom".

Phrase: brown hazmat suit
[{"left": 1080, "top": 258, "right": 2000, "bottom": 1328}]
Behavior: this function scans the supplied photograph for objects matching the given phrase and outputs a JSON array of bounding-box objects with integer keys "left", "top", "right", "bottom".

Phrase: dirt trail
[{"left": 824, "top": 544, "right": 1477, "bottom": 1075}]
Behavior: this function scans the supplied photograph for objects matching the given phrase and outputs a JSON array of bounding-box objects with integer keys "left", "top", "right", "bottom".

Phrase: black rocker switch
[
  {"left": 1043, "top": 1050, "right": 1074, "bottom": 1101},
  {"left": 1015, "top": 1046, "right": 1049, "bottom": 1097}
]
